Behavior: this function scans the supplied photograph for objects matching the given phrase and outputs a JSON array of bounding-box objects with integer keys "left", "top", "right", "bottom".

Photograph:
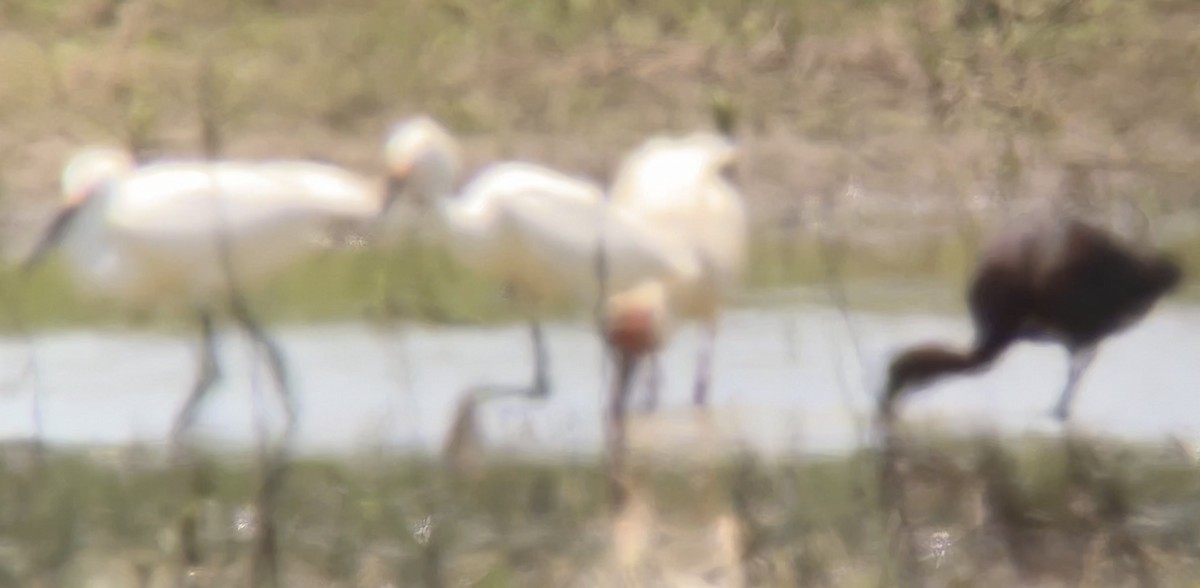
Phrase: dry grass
[
  {"left": 1, "top": 429, "right": 1199, "bottom": 587},
  {"left": 1, "top": 0, "right": 1198, "bottom": 328},
  {"left": 1, "top": 0, "right": 1199, "bottom": 245}
]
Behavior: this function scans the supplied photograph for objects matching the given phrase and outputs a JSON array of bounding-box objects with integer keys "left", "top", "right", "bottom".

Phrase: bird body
[
  {"left": 436, "top": 161, "right": 697, "bottom": 304},
  {"left": 26, "top": 148, "right": 386, "bottom": 447},
  {"left": 41, "top": 159, "right": 379, "bottom": 307},
  {"left": 882, "top": 214, "right": 1181, "bottom": 421},
  {"left": 29, "top": 150, "right": 382, "bottom": 587}
]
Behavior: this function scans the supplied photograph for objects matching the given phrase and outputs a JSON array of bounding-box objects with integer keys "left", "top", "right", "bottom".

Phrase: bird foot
[
  {"left": 1049, "top": 403, "right": 1071, "bottom": 423},
  {"left": 636, "top": 394, "right": 658, "bottom": 414},
  {"left": 527, "top": 373, "right": 551, "bottom": 401}
]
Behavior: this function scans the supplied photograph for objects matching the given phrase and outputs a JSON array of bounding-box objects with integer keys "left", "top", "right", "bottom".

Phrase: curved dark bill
[
  {"left": 23, "top": 204, "right": 81, "bottom": 273},
  {"left": 381, "top": 174, "right": 408, "bottom": 216}
]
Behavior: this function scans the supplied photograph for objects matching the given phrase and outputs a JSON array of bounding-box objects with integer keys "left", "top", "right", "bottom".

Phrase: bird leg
[
  {"left": 637, "top": 353, "right": 662, "bottom": 413},
  {"left": 230, "top": 298, "right": 295, "bottom": 443},
  {"left": 1052, "top": 347, "right": 1097, "bottom": 422},
  {"left": 692, "top": 323, "right": 717, "bottom": 407},
  {"left": 173, "top": 311, "right": 220, "bottom": 576},
  {"left": 170, "top": 311, "right": 221, "bottom": 445},
  {"left": 436, "top": 320, "right": 550, "bottom": 461},
  {"left": 251, "top": 442, "right": 289, "bottom": 588},
  {"left": 527, "top": 320, "right": 551, "bottom": 400},
  {"left": 593, "top": 217, "right": 609, "bottom": 333},
  {"left": 229, "top": 298, "right": 293, "bottom": 588},
  {"left": 607, "top": 349, "right": 639, "bottom": 509}
]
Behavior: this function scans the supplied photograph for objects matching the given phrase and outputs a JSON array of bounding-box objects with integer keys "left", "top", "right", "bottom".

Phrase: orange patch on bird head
[
  {"left": 604, "top": 282, "right": 670, "bottom": 357},
  {"left": 60, "top": 147, "right": 133, "bottom": 207},
  {"left": 384, "top": 117, "right": 460, "bottom": 177},
  {"left": 607, "top": 306, "right": 661, "bottom": 356},
  {"left": 382, "top": 116, "right": 462, "bottom": 209}
]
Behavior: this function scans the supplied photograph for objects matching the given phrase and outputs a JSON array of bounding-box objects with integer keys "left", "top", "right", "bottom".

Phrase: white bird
[
  {"left": 597, "top": 131, "right": 746, "bottom": 502},
  {"left": 601, "top": 280, "right": 673, "bottom": 503},
  {"left": 381, "top": 116, "right": 700, "bottom": 401},
  {"left": 607, "top": 131, "right": 747, "bottom": 407},
  {"left": 24, "top": 146, "right": 385, "bottom": 440}
]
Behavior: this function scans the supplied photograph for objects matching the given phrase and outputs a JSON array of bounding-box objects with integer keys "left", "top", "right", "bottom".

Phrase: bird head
[
  {"left": 24, "top": 147, "right": 134, "bottom": 273},
  {"left": 603, "top": 281, "right": 673, "bottom": 360},
  {"left": 60, "top": 147, "right": 133, "bottom": 208},
  {"left": 382, "top": 115, "right": 462, "bottom": 214}
]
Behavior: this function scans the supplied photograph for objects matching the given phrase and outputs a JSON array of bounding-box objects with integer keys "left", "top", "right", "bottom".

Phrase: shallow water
[{"left": 1, "top": 297, "right": 1198, "bottom": 458}]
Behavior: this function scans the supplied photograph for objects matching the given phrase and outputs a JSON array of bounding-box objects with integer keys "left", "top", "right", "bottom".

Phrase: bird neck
[
  {"left": 410, "top": 142, "right": 462, "bottom": 205},
  {"left": 59, "top": 181, "right": 116, "bottom": 254},
  {"left": 883, "top": 343, "right": 982, "bottom": 413},
  {"left": 403, "top": 155, "right": 489, "bottom": 247},
  {"left": 606, "top": 347, "right": 641, "bottom": 510}
]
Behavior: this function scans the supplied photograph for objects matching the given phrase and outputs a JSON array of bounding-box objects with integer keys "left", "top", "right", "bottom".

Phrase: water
[{"left": 1, "top": 300, "right": 1198, "bottom": 458}]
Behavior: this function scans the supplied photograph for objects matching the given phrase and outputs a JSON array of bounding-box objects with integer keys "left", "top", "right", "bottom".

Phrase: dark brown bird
[{"left": 880, "top": 214, "right": 1182, "bottom": 423}]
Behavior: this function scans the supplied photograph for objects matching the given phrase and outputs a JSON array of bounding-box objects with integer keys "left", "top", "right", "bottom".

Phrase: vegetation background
[
  {"left": 1, "top": 0, "right": 1198, "bottom": 323},
  {"left": 0, "top": 2, "right": 1197, "bottom": 586}
]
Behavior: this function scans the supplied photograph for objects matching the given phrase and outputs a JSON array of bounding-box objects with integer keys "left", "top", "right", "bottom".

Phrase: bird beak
[
  {"left": 23, "top": 203, "right": 81, "bottom": 273},
  {"left": 381, "top": 173, "right": 408, "bottom": 216}
]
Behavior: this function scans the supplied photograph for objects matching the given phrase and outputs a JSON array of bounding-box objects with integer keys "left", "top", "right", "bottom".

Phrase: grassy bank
[
  {"left": 0, "top": 432, "right": 1198, "bottom": 586},
  {"left": 6, "top": 223, "right": 1200, "bottom": 331}
]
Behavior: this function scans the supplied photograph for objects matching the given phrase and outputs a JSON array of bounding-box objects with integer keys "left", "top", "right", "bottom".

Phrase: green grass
[
  {"left": 8, "top": 224, "right": 1200, "bottom": 332},
  {"left": 0, "top": 234, "right": 980, "bottom": 332}
]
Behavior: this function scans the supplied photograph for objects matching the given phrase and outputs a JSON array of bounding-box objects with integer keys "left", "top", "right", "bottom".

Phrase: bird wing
[
  {"left": 609, "top": 132, "right": 738, "bottom": 213},
  {"left": 609, "top": 133, "right": 748, "bottom": 290},
  {"left": 254, "top": 161, "right": 381, "bottom": 217},
  {"left": 453, "top": 162, "right": 699, "bottom": 296},
  {"left": 105, "top": 161, "right": 379, "bottom": 241}
]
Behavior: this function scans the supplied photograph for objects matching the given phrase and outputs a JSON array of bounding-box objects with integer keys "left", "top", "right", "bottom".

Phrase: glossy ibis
[{"left": 880, "top": 214, "right": 1181, "bottom": 423}]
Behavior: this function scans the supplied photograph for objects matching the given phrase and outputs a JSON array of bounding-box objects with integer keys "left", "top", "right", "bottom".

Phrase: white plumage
[
  {"left": 384, "top": 118, "right": 697, "bottom": 304},
  {"left": 609, "top": 131, "right": 747, "bottom": 321},
  {"left": 382, "top": 115, "right": 747, "bottom": 422},
  {"left": 606, "top": 131, "right": 748, "bottom": 407},
  {"left": 41, "top": 157, "right": 379, "bottom": 305},
  {"left": 26, "top": 147, "right": 385, "bottom": 440},
  {"left": 382, "top": 116, "right": 704, "bottom": 400}
]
